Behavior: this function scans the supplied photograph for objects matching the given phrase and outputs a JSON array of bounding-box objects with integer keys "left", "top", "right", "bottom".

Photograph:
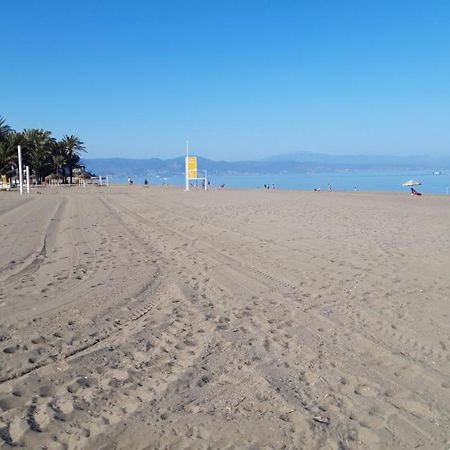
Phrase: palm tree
[
  {"left": 52, "top": 154, "right": 66, "bottom": 174},
  {"left": 0, "top": 116, "right": 12, "bottom": 142},
  {"left": 51, "top": 140, "right": 67, "bottom": 174},
  {"left": 0, "top": 119, "right": 88, "bottom": 183},
  {"left": 0, "top": 131, "right": 22, "bottom": 176},
  {"left": 22, "top": 129, "right": 55, "bottom": 183},
  {"left": 0, "top": 142, "right": 16, "bottom": 175},
  {"left": 61, "top": 135, "right": 85, "bottom": 184}
]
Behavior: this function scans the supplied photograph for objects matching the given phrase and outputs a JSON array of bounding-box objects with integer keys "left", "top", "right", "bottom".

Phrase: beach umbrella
[
  {"left": 402, "top": 180, "right": 421, "bottom": 187},
  {"left": 45, "top": 173, "right": 64, "bottom": 181}
]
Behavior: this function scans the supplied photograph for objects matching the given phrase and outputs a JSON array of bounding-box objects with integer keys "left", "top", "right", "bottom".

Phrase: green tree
[
  {"left": 22, "top": 129, "right": 55, "bottom": 182},
  {"left": 52, "top": 154, "right": 66, "bottom": 174},
  {"left": 51, "top": 140, "right": 67, "bottom": 175},
  {"left": 0, "top": 142, "right": 16, "bottom": 175},
  {"left": 0, "top": 131, "right": 23, "bottom": 176},
  {"left": 0, "top": 117, "right": 88, "bottom": 183},
  {"left": 61, "top": 135, "right": 85, "bottom": 183},
  {"left": 0, "top": 116, "right": 12, "bottom": 143}
]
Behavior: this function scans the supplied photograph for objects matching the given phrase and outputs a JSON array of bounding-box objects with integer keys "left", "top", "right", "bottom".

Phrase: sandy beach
[{"left": 0, "top": 185, "right": 449, "bottom": 449}]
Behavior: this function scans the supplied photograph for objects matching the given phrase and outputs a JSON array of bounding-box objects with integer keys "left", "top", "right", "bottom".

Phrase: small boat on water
[{"left": 433, "top": 170, "right": 443, "bottom": 175}]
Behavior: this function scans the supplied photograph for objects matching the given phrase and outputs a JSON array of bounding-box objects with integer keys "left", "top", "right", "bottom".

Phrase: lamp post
[{"left": 17, "top": 145, "right": 23, "bottom": 195}]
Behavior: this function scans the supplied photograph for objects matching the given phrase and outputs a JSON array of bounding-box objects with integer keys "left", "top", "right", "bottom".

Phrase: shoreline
[{"left": 3, "top": 182, "right": 449, "bottom": 198}]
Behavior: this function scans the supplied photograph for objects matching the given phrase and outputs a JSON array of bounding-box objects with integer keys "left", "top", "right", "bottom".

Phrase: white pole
[
  {"left": 17, "top": 145, "right": 23, "bottom": 195},
  {"left": 106, "top": 175, "right": 109, "bottom": 187},
  {"left": 185, "top": 139, "right": 189, "bottom": 191},
  {"left": 26, "top": 166, "right": 30, "bottom": 193},
  {"left": 100, "top": 176, "right": 103, "bottom": 187},
  {"left": 204, "top": 170, "right": 207, "bottom": 191}
]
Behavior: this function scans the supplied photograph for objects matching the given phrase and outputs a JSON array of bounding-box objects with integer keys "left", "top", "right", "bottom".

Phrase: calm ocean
[{"left": 110, "top": 171, "right": 450, "bottom": 195}]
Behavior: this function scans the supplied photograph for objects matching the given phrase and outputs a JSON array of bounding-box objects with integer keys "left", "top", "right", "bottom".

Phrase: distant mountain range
[{"left": 83, "top": 152, "right": 450, "bottom": 177}]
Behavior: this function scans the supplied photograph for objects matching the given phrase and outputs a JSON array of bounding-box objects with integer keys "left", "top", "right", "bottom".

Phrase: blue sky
[{"left": 2, "top": 0, "right": 450, "bottom": 160}]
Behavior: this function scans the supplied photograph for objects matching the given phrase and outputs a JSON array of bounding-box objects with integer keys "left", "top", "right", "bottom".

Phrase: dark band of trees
[{"left": 0, "top": 116, "right": 86, "bottom": 183}]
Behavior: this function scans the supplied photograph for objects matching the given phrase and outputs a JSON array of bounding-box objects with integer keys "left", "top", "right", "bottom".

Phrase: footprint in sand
[
  {"left": 354, "top": 384, "right": 377, "bottom": 397},
  {"left": 3, "top": 345, "right": 20, "bottom": 354}
]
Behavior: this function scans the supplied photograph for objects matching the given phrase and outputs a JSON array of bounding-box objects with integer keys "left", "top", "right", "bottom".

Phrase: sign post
[{"left": 17, "top": 145, "right": 23, "bottom": 195}]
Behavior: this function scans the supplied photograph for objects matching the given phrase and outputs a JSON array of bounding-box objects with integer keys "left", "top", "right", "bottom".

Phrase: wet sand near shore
[{"left": 0, "top": 185, "right": 449, "bottom": 449}]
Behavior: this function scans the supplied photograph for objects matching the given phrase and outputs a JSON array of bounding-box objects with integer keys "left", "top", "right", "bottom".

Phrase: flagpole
[
  {"left": 185, "top": 139, "right": 189, "bottom": 191},
  {"left": 18, "top": 145, "right": 23, "bottom": 195}
]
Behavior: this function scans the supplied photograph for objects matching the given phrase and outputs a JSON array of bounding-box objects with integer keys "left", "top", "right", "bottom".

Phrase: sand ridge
[{"left": 0, "top": 186, "right": 449, "bottom": 449}]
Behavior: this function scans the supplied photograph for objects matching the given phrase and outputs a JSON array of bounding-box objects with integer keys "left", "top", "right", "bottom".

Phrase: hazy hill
[
  {"left": 83, "top": 153, "right": 450, "bottom": 177},
  {"left": 265, "top": 151, "right": 450, "bottom": 167}
]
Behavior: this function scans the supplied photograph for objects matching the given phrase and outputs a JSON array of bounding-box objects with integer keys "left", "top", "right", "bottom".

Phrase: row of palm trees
[{"left": 0, "top": 116, "right": 86, "bottom": 184}]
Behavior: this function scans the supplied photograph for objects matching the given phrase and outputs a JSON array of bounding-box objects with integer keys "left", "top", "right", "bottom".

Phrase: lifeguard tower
[{"left": 184, "top": 141, "right": 207, "bottom": 191}]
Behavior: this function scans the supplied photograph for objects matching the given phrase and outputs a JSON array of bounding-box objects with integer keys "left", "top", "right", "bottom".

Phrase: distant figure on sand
[
  {"left": 411, "top": 187, "right": 422, "bottom": 196},
  {"left": 144, "top": 179, "right": 148, "bottom": 185},
  {"left": 128, "top": 177, "right": 133, "bottom": 185}
]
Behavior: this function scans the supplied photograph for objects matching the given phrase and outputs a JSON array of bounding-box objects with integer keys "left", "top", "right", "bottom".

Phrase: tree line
[{"left": 0, "top": 115, "right": 86, "bottom": 183}]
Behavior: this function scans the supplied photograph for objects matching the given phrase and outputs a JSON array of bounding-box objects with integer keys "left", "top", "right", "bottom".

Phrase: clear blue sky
[{"left": 2, "top": 0, "right": 450, "bottom": 160}]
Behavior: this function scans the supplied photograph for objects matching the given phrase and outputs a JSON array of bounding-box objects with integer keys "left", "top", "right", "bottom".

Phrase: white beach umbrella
[{"left": 402, "top": 180, "right": 421, "bottom": 187}]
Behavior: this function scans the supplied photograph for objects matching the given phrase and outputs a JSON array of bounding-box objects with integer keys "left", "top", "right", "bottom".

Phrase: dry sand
[{"left": 0, "top": 185, "right": 449, "bottom": 449}]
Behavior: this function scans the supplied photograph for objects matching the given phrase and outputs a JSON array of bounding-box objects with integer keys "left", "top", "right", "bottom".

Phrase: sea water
[{"left": 110, "top": 171, "right": 450, "bottom": 194}]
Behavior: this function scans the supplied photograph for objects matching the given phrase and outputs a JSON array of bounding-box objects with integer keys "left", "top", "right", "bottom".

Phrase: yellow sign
[
  {"left": 1, "top": 175, "right": 7, "bottom": 189},
  {"left": 186, "top": 156, "right": 197, "bottom": 179}
]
